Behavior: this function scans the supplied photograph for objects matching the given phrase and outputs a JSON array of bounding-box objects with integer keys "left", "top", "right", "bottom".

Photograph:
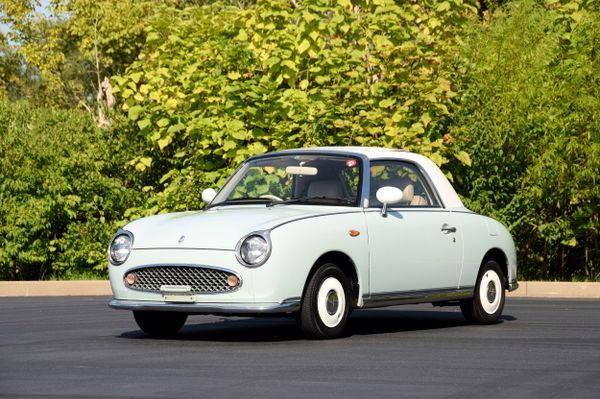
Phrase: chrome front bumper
[{"left": 109, "top": 299, "right": 300, "bottom": 315}]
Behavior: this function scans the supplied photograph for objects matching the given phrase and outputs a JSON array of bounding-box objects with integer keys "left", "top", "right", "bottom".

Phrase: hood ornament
[{"left": 178, "top": 235, "right": 185, "bottom": 245}]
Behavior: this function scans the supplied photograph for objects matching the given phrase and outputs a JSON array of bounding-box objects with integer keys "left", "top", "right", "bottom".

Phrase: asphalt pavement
[{"left": 1, "top": 297, "right": 599, "bottom": 398}]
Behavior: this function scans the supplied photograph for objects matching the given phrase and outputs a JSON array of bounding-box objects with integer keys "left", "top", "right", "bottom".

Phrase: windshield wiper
[
  {"left": 276, "top": 196, "right": 355, "bottom": 206},
  {"left": 206, "top": 197, "right": 273, "bottom": 209}
]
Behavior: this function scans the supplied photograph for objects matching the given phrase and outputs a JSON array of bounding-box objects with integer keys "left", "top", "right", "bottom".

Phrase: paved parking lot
[{"left": 1, "top": 297, "right": 599, "bottom": 398}]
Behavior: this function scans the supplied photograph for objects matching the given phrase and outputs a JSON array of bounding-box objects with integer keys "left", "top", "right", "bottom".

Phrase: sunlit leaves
[
  {"left": 113, "top": 0, "right": 477, "bottom": 217},
  {"left": 451, "top": 0, "right": 600, "bottom": 281}
]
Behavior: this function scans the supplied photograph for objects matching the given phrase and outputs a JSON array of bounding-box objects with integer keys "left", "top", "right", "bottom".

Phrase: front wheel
[
  {"left": 460, "top": 260, "right": 506, "bottom": 324},
  {"left": 299, "top": 263, "right": 351, "bottom": 339},
  {"left": 133, "top": 311, "right": 188, "bottom": 338}
]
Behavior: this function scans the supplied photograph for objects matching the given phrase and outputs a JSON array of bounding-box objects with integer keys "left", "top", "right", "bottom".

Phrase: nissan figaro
[{"left": 108, "top": 147, "right": 518, "bottom": 339}]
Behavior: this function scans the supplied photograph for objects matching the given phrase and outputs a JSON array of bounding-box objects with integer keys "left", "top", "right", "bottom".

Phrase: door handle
[{"left": 441, "top": 224, "right": 457, "bottom": 234}]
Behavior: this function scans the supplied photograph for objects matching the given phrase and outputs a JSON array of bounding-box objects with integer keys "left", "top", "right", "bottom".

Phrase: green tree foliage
[
  {"left": 0, "top": 0, "right": 598, "bottom": 281},
  {"left": 1, "top": 0, "right": 162, "bottom": 108},
  {"left": 0, "top": 100, "right": 139, "bottom": 279},
  {"left": 451, "top": 0, "right": 599, "bottom": 280},
  {"left": 114, "top": 0, "right": 477, "bottom": 215},
  {"left": 0, "top": 35, "right": 21, "bottom": 99}
]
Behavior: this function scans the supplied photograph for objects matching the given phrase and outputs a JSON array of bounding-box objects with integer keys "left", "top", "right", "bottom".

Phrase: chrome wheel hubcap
[
  {"left": 487, "top": 281, "right": 497, "bottom": 303},
  {"left": 317, "top": 277, "right": 346, "bottom": 328},
  {"left": 479, "top": 269, "right": 502, "bottom": 315},
  {"left": 326, "top": 290, "right": 339, "bottom": 315}
]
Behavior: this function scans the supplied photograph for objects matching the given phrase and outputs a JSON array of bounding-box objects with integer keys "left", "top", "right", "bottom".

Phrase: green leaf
[
  {"left": 139, "top": 157, "right": 152, "bottom": 167},
  {"left": 128, "top": 105, "right": 144, "bottom": 121},
  {"left": 281, "top": 60, "right": 296, "bottom": 69},
  {"left": 146, "top": 32, "right": 160, "bottom": 43},
  {"left": 137, "top": 119, "right": 151, "bottom": 130},
  {"left": 298, "top": 39, "right": 311, "bottom": 54},
  {"left": 436, "top": 1, "right": 451, "bottom": 12},
  {"left": 130, "top": 72, "right": 143, "bottom": 84},
  {"left": 158, "top": 136, "right": 172, "bottom": 150},
  {"left": 455, "top": 151, "right": 472, "bottom": 167},
  {"left": 236, "top": 29, "right": 248, "bottom": 41},
  {"left": 230, "top": 130, "right": 246, "bottom": 140},
  {"left": 379, "top": 98, "right": 395, "bottom": 108}
]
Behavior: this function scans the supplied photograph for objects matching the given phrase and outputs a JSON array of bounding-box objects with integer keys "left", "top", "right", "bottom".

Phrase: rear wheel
[
  {"left": 460, "top": 259, "right": 505, "bottom": 324},
  {"left": 299, "top": 263, "right": 351, "bottom": 339},
  {"left": 133, "top": 311, "right": 187, "bottom": 338}
]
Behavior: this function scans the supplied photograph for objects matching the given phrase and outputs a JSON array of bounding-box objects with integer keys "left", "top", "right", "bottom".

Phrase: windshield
[{"left": 209, "top": 154, "right": 362, "bottom": 207}]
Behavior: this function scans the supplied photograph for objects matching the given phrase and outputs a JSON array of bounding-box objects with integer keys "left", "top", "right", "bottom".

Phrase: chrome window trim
[{"left": 367, "top": 158, "right": 445, "bottom": 209}]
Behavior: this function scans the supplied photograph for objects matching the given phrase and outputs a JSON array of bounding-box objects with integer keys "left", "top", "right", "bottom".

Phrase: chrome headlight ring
[
  {"left": 108, "top": 229, "right": 134, "bottom": 265},
  {"left": 235, "top": 230, "right": 272, "bottom": 268}
]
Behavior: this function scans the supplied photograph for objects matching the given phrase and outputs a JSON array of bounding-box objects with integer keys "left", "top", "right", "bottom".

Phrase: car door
[{"left": 365, "top": 160, "right": 463, "bottom": 294}]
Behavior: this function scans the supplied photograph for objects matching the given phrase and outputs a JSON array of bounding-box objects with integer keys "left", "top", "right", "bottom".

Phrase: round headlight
[
  {"left": 109, "top": 232, "right": 133, "bottom": 265},
  {"left": 237, "top": 233, "right": 270, "bottom": 267}
]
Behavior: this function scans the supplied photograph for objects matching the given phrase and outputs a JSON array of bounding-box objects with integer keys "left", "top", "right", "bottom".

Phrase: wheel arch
[
  {"left": 481, "top": 248, "right": 509, "bottom": 288},
  {"left": 301, "top": 251, "right": 360, "bottom": 307}
]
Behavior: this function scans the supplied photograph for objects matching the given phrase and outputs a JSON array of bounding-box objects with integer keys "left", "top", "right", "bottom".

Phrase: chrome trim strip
[
  {"left": 508, "top": 280, "right": 519, "bottom": 292},
  {"left": 361, "top": 287, "right": 474, "bottom": 308},
  {"left": 134, "top": 247, "right": 233, "bottom": 252},
  {"left": 269, "top": 210, "right": 363, "bottom": 230},
  {"left": 367, "top": 157, "right": 445, "bottom": 208},
  {"left": 109, "top": 299, "right": 301, "bottom": 315}
]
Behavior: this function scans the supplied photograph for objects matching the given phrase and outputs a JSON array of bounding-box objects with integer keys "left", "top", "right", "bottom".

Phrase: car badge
[{"left": 178, "top": 235, "right": 185, "bottom": 245}]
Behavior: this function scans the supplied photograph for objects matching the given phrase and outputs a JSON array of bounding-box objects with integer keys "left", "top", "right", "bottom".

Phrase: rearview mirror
[
  {"left": 376, "top": 186, "right": 403, "bottom": 217},
  {"left": 285, "top": 166, "right": 318, "bottom": 176},
  {"left": 202, "top": 188, "right": 217, "bottom": 204}
]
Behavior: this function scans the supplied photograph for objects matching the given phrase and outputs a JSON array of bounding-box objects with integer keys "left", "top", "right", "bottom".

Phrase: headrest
[{"left": 307, "top": 180, "right": 343, "bottom": 198}]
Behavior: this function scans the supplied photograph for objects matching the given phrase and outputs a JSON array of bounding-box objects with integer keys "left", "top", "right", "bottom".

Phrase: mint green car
[{"left": 108, "top": 147, "right": 518, "bottom": 339}]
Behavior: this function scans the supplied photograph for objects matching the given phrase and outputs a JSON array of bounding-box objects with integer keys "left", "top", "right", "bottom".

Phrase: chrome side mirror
[
  {"left": 376, "top": 186, "right": 403, "bottom": 217},
  {"left": 201, "top": 188, "right": 217, "bottom": 204}
]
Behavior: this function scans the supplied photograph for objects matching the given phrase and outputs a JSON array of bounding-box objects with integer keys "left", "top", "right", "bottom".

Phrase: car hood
[{"left": 124, "top": 205, "right": 357, "bottom": 250}]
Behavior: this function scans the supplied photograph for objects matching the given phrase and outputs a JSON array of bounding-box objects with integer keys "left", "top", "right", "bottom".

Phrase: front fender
[{"left": 251, "top": 211, "right": 369, "bottom": 304}]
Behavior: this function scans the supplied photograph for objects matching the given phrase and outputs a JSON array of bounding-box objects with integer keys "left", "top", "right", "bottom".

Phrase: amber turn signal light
[
  {"left": 125, "top": 273, "right": 136, "bottom": 286},
  {"left": 227, "top": 275, "right": 239, "bottom": 287}
]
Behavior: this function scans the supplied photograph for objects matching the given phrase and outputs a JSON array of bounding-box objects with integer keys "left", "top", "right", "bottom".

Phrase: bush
[
  {"left": 113, "top": 0, "right": 477, "bottom": 216},
  {"left": 451, "top": 0, "right": 600, "bottom": 280},
  {"left": 0, "top": 101, "right": 138, "bottom": 280}
]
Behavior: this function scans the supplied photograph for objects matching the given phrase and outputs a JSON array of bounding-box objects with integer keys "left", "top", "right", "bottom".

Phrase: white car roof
[{"left": 267, "top": 147, "right": 465, "bottom": 209}]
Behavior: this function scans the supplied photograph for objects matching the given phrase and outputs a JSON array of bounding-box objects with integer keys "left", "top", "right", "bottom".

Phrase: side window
[{"left": 369, "top": 161, "right": 438, "bottom": 207}]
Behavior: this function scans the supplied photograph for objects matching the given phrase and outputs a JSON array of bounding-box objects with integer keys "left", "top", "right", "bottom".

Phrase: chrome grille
[{"left": 126, "top": 266, "right": 238, "bottom": 294}]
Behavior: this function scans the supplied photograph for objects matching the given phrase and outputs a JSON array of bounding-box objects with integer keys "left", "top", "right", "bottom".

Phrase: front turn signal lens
[
  {"left": 227, "top": 275, "right": 239, "bottom": 287},
  {"left": 126, "top": 273, "right": 136, "bottom": 286}
]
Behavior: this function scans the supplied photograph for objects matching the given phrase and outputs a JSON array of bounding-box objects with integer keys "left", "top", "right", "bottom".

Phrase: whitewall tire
[
  {"left": 460, "top": 259, "right": 506, "bottom": 324},
  {"left": 299, "top": 263, "right": 351, "bottom": 339}
]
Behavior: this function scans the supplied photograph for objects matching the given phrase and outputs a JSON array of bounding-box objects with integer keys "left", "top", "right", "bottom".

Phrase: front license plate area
[{"left": 160, "top": 285, "right": 195, "bottom": 303}]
